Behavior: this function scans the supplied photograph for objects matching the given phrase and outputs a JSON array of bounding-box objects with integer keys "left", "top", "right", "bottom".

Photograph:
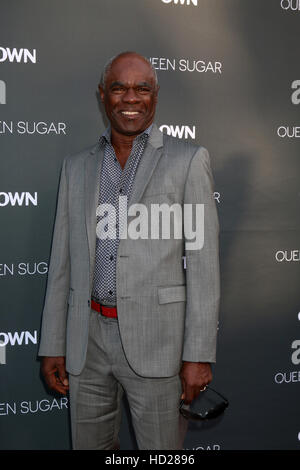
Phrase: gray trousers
[{"left": 68, "top": 309, "right": 188, "bottom": 450}]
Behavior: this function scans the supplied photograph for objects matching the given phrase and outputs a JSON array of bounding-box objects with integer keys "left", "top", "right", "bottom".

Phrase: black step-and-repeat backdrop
[{"left": 1, "top": 0, "right": 300, "bottom": 450}]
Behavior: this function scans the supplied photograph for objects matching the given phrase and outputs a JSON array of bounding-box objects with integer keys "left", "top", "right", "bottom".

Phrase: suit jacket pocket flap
[{"left": 158, "top": 285, "right": 186, "bottom": 305}]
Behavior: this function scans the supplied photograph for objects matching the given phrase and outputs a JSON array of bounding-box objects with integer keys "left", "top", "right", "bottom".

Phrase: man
[{"left": 38, "top": 51, "right": 220, "bottom": 450}]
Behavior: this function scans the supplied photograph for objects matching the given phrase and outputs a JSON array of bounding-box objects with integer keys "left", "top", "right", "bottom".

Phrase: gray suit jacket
[{"left": 38, "top": 124, "right": 220, "bottom": 377}]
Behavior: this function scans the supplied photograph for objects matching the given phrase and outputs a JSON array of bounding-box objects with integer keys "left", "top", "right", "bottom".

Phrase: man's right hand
[{"left": 41, "top": 356, "right": 69, "bottom": 395}]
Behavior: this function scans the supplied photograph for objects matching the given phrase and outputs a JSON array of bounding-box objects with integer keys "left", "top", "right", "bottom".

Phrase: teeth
[{"left": 122, "top": 111, "right": 139, "bottom": 115}]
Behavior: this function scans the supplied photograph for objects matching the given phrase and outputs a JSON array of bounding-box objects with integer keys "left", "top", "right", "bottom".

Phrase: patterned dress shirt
[{"left": 92, "top": 124, "right": 152, "bottom": 306}]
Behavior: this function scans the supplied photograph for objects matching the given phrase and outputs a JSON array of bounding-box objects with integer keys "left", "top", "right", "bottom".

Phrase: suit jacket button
[{"left": 88, "top": 300, "right": 90, "bottom": 307}]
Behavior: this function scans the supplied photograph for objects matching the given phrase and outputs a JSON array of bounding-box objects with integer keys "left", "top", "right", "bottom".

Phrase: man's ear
[{"left": 98, "top": 85, "right": 105, "bottom": 103}]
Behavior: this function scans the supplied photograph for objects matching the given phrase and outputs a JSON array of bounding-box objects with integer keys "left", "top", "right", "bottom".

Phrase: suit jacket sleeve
[
  {"left": 182, "top": 146, "right": 220, "bottom": 363},
  {"left": 38, "top": 157, "right": 70, "bottom": 356}
]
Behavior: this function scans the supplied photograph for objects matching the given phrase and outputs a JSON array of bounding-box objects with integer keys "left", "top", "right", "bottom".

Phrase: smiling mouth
[{"left": 121, "top": 111, "right": 141, "bottom": 117}]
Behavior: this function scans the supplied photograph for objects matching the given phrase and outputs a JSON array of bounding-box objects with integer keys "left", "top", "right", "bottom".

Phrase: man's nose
[{"left": 123, "top": 87, "right": 140, "bottom": 102}]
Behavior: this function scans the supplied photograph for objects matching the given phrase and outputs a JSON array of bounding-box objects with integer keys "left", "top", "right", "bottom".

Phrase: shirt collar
[{"left": 99, "top": 123, "right": 153, "bottom": 147}]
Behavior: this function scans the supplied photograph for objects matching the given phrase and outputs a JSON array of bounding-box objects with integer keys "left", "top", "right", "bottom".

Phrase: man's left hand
[{"left": 179, "top": 361, "right": 212, "bottom": 404}]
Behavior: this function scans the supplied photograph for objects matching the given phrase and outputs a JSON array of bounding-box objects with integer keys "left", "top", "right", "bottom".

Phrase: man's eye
[
  {"left": 111, "top": 87, "right": 124, "bottom": 93},
  {"left": 138, "top": 87, "right": 150, "bottom": 93}
]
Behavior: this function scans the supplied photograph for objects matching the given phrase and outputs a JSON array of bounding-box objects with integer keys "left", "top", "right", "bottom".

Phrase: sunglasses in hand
[{"left": 179, "top": 385, "right": 229, "bottom": 421}]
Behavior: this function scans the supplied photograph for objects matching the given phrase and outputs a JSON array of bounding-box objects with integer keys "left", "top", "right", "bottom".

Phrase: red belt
[{"left": 91, "top": 299, "right": 117, "bottom": 318}]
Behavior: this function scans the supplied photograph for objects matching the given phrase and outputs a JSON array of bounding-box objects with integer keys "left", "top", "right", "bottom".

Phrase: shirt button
[
  {"left": 109, "top": 290, "right": 113, "bottom": 295},
  {"left": 119, "top": 188, "right": 123, "bottom": 193},
  {"left": 110, "top": 255, "right": 114, "bottom": 261}
]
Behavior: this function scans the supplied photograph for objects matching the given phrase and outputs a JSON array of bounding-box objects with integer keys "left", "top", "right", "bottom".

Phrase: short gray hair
[{"left": 100, "top": 51, "right": 158, "bottom": 90}]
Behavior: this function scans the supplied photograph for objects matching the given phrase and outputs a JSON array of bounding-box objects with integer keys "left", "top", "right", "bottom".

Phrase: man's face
[{"left": 99, "top": 54, "right": 159, "bottom": 137}]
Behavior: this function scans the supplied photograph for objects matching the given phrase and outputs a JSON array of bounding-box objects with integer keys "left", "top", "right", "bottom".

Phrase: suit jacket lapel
[
  {"left": 127, "top": 123, "right": 164, "bottom": 208},
  {"left": 85, "top": 144, "right": 104, "bottom": 285}
]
